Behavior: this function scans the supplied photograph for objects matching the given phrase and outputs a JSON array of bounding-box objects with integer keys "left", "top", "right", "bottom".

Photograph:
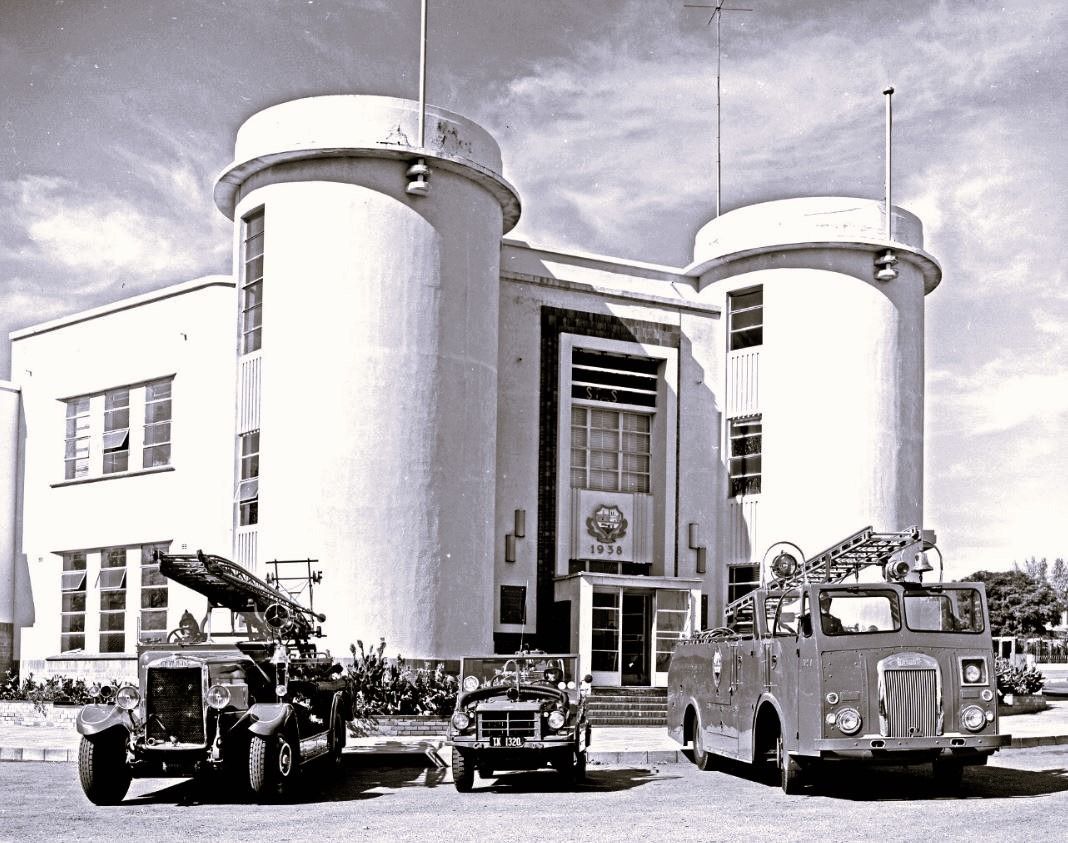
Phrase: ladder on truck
[
  {"left": 723, "top": 525, "right": 929, "bottom": 632},
  {"left": 157, "top": 550, "right": 325, "bottom": 640}
]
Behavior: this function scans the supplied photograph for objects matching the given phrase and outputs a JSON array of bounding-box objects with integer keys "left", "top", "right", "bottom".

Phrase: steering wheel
[{"left": 167, "top": 628, "right": 201, "bottom": 643}]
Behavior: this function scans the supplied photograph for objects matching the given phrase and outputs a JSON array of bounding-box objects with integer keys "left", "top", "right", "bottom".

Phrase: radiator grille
[
  {"left": 477, "top": 711, "right": 540, "bottom": 741},
  {"left": 146, "top": 666, "right": 206, "bottom": 744},
  {"left": 882, "top": 668, "right": 939, "bottom": 737}
]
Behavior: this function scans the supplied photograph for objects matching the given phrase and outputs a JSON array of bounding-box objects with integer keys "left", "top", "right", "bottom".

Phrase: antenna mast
[
  {"left": 685, "top": 2, "right": 752, "bottom": 217},
  {"left": 418, "top": 0, "right": 428, "bottom": 148}
]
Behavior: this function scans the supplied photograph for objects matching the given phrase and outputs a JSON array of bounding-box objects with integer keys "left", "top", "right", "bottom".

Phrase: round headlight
[
  {"left": 980, "top": 688, "right": 994, "bottom": 702},
  {"left": 961, "top": 705, "right": 986, "bottom": 732},
  {"left": 451, "top": 711, "right": 471, "bottom": 731},
  {"left": 462, "top": 675, "right": 480, "bottom": 692},
  {"left": 825, "top": 692, "right": 840, "bottom": 705},
  {"left": 114, "top": 685, "right": 140, "bottom": 711},
  {"left": 206, "top": 684, "right": 231, "bottom": 710},
  {"left": 546, "top": 710, "right": 566, "bottom": 730},
  {"left": 835, "top": 707, "right": 862, "bottom": 735},
  {"left": 963, "top": 663, "right": 982, "bottom": 683}
]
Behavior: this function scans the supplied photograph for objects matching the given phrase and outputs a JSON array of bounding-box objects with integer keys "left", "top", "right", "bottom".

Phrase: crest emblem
[
  {"left": 586, "top": 504, "right": 628, "bottom": 544},
  {"left": 712, "top": 649, "right": 723, "bottom": 689}
]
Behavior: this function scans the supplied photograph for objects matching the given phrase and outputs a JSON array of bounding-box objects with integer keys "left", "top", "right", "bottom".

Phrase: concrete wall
[{"left": 10, "top": 277, "right": 236, "bottom": 677}]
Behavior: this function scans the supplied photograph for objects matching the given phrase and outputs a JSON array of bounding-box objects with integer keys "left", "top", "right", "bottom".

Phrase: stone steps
[{"left": 586, "top": 687, "right": 667, "bottom": 727}]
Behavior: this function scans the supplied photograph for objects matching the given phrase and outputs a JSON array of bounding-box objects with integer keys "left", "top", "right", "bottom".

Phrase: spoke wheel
[{"left": 78, "top": 733, "right": 132, "bottom": 806}]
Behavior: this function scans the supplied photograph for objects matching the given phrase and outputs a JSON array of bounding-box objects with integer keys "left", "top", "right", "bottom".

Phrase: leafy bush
[
  {"left": 0, "top": 671, "right": 113, "bottom": 713},
  {"left": 346, "top": 639, "right": 457, "bottom": 718},
  {"left": 995, "top": 659, "right": 1046, "bottom": 696}
]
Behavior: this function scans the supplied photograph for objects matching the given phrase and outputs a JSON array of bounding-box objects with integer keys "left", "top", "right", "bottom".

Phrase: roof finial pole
[
  {"left": 883, "top": 85, "right": 894, "bottom": 241},
  {"left": 418, "top": 0, "right": 428, "bottom": 149}
]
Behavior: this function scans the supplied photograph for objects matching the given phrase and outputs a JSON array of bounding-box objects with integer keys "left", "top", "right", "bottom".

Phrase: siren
[
  {"left": 405, "top": 158, "right": 431, "bottom": 196},
  {"left": 885, "top": 557, "right": 912, "bottom": 581}
]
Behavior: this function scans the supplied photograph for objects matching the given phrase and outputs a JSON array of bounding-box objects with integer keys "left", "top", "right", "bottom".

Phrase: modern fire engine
[{"left": 666, "top": 526, "right": 1009, "bottom": 794}]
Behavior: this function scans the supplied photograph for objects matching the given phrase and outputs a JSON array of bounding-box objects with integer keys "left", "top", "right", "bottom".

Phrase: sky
[{"left": 1, "top": 0, "right": 1065, "bottom": 580}]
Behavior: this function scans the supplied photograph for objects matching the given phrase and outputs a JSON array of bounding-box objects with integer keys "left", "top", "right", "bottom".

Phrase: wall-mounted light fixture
[
  {"left": 505, "top": 508, "right": 527, "bottom": 562},
  {"left": 406, "top": 158, "right": 431, "bottom": 196},
  {"left": 688, "top": 523, "right": 707, "bottom": 574}
]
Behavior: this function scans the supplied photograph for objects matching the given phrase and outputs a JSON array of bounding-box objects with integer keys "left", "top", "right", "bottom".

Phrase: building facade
[{"left": 0, "top": 94, "right": 940, "bottom": 685}]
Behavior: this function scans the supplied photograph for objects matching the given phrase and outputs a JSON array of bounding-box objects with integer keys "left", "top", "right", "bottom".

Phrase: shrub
[
  {"left": 0, "top": 671, "right": 112, "bottom": 713},
  {"left": 346, "top": 639, "right": 457, "bottom": 718},
  {"left": 995, "top": 659, "right": 1046, "bottom": 696}
]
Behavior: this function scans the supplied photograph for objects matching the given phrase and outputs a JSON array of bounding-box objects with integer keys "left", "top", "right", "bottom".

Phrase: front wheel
[
  {"left": 78, "top": 733, "right": 132, "bottom": 805},
  {"left": 452, "top": 748, "right": 474, "bottom": 792},
  {"left": 691, "top": 714, "right": 715, "bottom": 771},
  {"left": 777, "top": 734, "right": 804, "bottom": 795},
  {"left": 249, "top": 732, "right": 299, "bottom": 799}
]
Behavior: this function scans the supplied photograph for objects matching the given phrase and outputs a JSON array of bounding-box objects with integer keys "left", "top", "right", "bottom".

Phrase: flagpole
[{"left": 418, "top": 0, "right": 428, "bottom": 149}]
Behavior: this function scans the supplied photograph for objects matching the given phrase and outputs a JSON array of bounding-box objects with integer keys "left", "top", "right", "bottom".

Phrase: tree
[{"left": 964, "top": 570, "right": 1063, "bottom": 638}]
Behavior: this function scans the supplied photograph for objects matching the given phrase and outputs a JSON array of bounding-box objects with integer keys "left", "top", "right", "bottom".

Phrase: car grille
[
  {"left": 477, "top": 710, "right": 540, "bottom": 741},
  {"left": 146, "top": 666, "right": 206, "bottom": 744},
  {"left": 882, "top": 668, "right": 939, "bottom": 737}
]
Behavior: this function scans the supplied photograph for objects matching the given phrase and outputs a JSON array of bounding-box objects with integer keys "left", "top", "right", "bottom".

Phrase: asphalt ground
[{"left": 4, "top": 698, "right": 1068, "bottom": 765}]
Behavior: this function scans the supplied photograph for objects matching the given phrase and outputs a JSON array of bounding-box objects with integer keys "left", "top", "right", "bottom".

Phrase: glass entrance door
[{"left": 621, "top": 593, "right": 651, "bottom": 686}]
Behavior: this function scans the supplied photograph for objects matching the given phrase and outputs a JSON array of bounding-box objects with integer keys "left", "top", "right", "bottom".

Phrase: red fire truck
[{"left": 666, "top": 526, "right": 1009, "bottom": 794}]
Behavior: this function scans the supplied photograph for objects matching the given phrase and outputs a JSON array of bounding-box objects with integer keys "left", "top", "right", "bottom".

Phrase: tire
[
  {"left": 692, "top": 715, "right": 715, "bottom": 772},
  {"left": 329, "top": 709, "right": 347, "bottom": 768},
  {"left": 78, "top": 733, "right": 132, "bottom": 806},
  {"left": 777, "top": 734, "right": 804, "bottom": 795},
  {"left": 932, "top": 759, "right": 964, "bottom": 794},
  {"left": 452, "top": 748, "right": 474, "bottom": 792},
  {"left": 249, "top": 732, "right": 299, "bottom": 799}
]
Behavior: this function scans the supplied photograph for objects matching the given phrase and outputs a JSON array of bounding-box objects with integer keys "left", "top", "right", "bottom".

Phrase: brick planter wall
[
  {"left": 348, "top": 715, "right": 448, "bottom": 738},
  {"left": 0, "top": 701, "right": 83, "bottom": 726}
]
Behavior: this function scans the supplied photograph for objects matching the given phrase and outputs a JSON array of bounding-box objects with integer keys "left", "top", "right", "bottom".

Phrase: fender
[
  {"left": 247, "top": 702, "right": 293, "bottom": 737},
  {"left": 76, "top": 703, "right": 132, "bottom": 738}
]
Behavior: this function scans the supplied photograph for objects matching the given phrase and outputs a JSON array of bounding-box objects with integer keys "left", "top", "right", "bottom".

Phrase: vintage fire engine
[
  {"left": 667, "top": 526, "right": 1009, "bottom": 794},
  {"left": 75, "top": 551, "right": 351, "bottom": 804}
]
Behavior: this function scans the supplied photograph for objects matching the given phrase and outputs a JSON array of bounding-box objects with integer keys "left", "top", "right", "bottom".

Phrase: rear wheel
[
  {"left": 452, "top": 748, "right": 474, "bottom": 792},
  {"left": 78, "top": 733, "right": 132, "bottom": 806},
  {"left": 249, "top": 732, "right": 299, "bottom": 799},
  {"left": 329, "top": 706, "right": 347, "bottom": 768}
]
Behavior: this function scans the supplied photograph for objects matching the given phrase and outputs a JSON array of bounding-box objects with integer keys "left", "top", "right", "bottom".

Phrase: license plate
[{"left": 490, "top": 736, "right": 525, "bottom": 748}]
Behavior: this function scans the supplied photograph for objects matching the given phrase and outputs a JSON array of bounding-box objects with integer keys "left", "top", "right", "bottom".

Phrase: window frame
[
  {"left": 60, "top": 552, "right": 87, "bottom": 652},
  {"left": 241, "top": 209, "right": 265, "bottom": 355},
  {"left": 728, "top": 286, "right": 763, "bottom": 351}
]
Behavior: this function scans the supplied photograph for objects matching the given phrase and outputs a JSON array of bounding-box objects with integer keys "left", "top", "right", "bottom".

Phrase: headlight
[
  {"left": 451, "top": 710, "right": 471, "bottom": 731},
  {"left": 961, "top": 705, "right": 987, "bottom": 732},
  {"left": 961, "top": 659, "right": 985, "bottom": 684},
  {"left": 834, "top": 707, "right": 862, "bottom": 735},
  {"left": 206, "top": 684, "right": 231, "bottom": 710},
  {"left": 825, "top": 692, "right": 840, "bottom": 705},
  {"left": 114, "top": 685, "right": 140, "bottom": 711},
  {"left": 462, "top": 675, "right": 480, "bottom": 692},
  {"left": 546, "top": 710, "right": 566, "bottom": 730}
]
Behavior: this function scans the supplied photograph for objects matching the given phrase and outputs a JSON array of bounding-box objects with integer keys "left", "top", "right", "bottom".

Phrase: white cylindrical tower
[
  {"left": 692, "top": 197, "right": 941, "bottom": 561},
  {"left": 215, "top": 95, "right": 520, "bottom": 660}
]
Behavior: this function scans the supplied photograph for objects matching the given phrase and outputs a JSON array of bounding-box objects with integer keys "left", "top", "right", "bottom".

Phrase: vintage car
[
  {"left": 444, "top": 652, "right": 591, "bottom": 791},
  {"left": 75, "top": 552, "right": 352, "bottom": 804}
]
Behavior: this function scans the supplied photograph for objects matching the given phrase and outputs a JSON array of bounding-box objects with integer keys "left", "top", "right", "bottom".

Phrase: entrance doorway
[{"left": 621, "top": 593, "right": 651, "bottom": 685}]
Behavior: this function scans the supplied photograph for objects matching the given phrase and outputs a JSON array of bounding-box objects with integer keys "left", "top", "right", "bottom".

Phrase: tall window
[
  {"left": 62, "top": 378, "right": 173, "bottom": 480},
  {"left": 728, "top": 416, "right": 762, "bottom": 497},
  {"left": 728, "top": 287, "right": 763, "bottom": 350},
  {"left": 64, "top": 397, "right": 90, "bottom": 480},
  {"left": 140, "top": 543, "right": 169, "bottom": 644},
  {"left": 571, "top": 407, "right": 651, "bottom": 493},
  {"left": 102, "top": 388, "right": 130, "bottom": 474},
  {"left": 591, "top": 591, "right": 621, "bottom": 672},
  {"left": 241, "top": 210, "right": 265, "bottom": 354},
  {"left": 238, "top": 430, "right": 260, "bottom": 526},
  {"left": 98, "top": 547, "right": 127, "bottom": 653},
  {"left": 143, "top": 380, "right": 172, "bottom": 469},
  {"left": 60, "top": 552, "right": 87, "bottom": 651}
]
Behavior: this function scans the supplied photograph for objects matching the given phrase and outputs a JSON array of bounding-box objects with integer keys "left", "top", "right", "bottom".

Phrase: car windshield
[
  {"left": 904, "top": 587, "right": 985, "bottom": 633},
  {"left": 460, "top": 654, "right": 579, "bottom": 689}
]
